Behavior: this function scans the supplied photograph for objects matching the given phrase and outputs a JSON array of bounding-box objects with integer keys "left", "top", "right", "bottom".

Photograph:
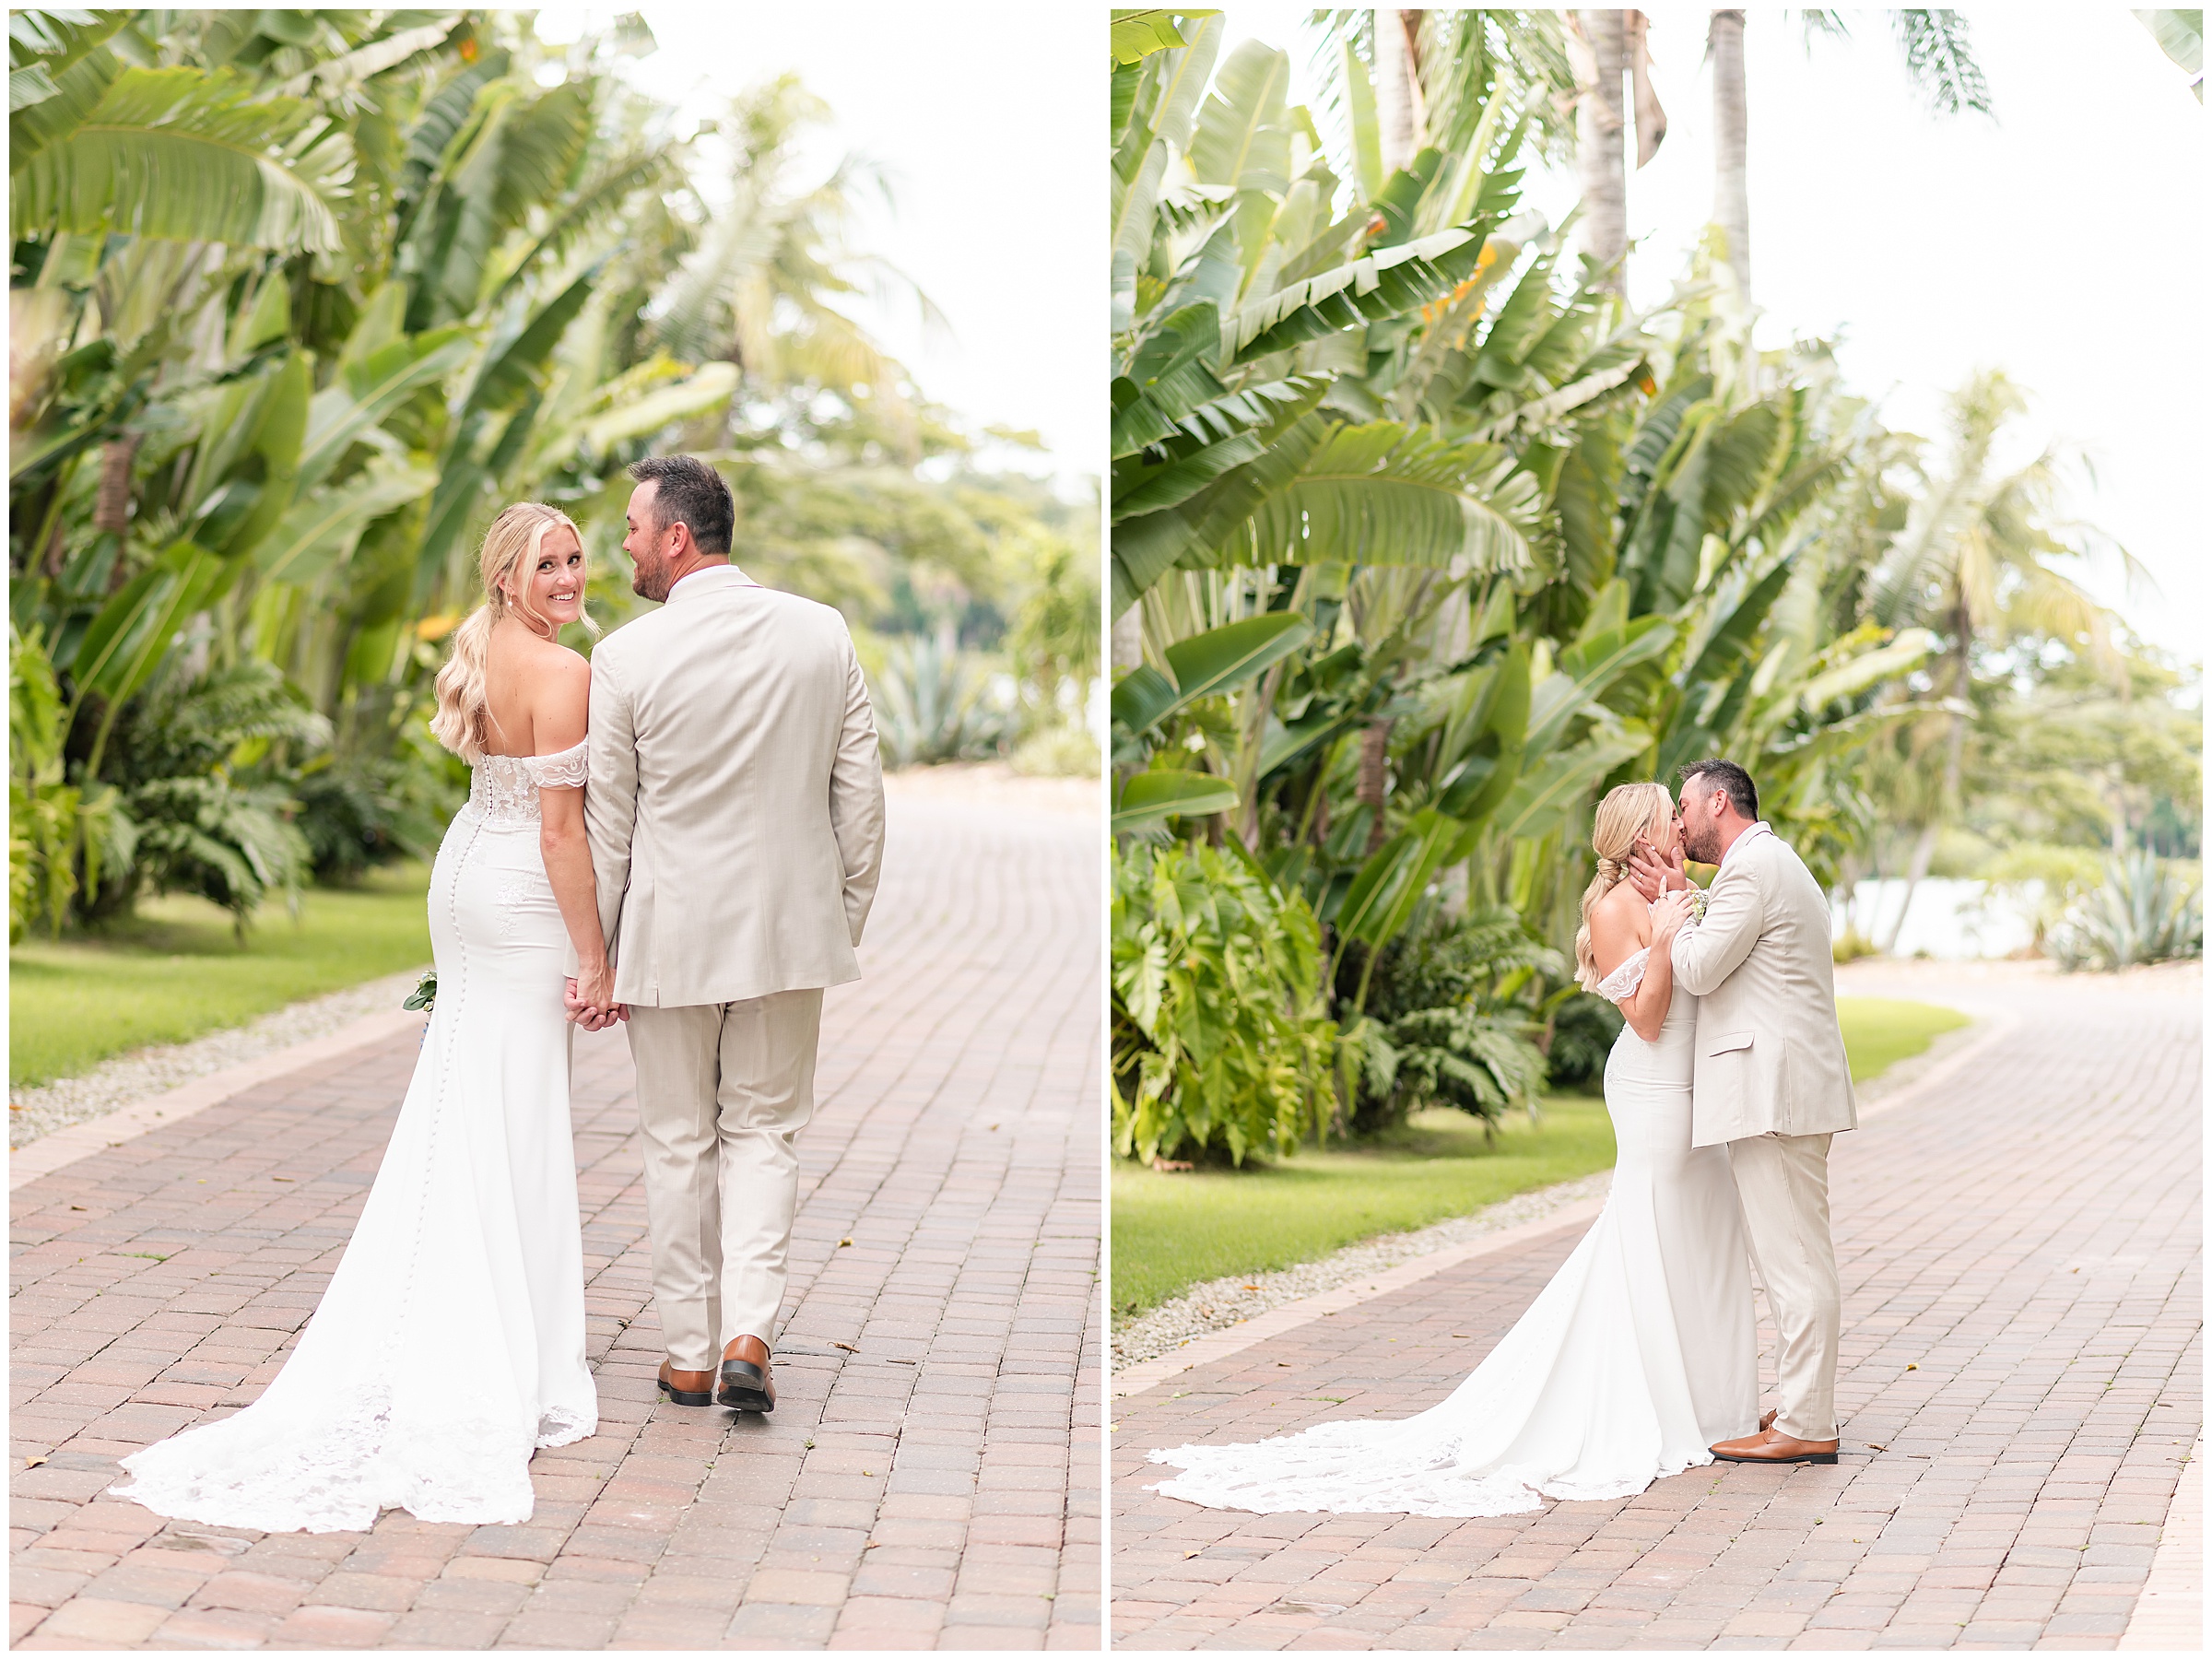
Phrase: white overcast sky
[
  {"left": 534, "top": 3, "right": 1100, "bottom": 492},
  {"left": 1227, "top": 5, "right": 2207, "bottom": 663}
]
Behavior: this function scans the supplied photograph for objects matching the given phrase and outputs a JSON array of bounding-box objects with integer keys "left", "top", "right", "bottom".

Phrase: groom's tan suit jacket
[
  {"left": 1670, "top": 822, "right": 1856, "bottom": 1150},
  {"left": 582, "top": 563, "right": 886, "bottom": 1007}
]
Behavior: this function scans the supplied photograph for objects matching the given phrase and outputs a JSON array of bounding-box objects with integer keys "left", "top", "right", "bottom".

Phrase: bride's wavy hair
[
  {"left": 429, "top": 502, "right": 594, "bottom": 765},
  {"left": 1573, "top": 781, "right": 1675, "bottom": 992}
]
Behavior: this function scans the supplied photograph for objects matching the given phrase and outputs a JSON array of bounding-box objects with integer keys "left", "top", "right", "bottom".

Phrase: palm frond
[
  {"left": 1891, "top": 10, "right": 1993, "bottom": 116},
  {"left": 13, "top": 65, "right": 350, "bottom": 251}
]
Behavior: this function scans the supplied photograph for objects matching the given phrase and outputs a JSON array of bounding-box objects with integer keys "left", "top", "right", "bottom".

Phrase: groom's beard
[
  {"left": 1684, "top": 820, "right": 1723, "bottom": 864},
  {"left": 631, "top": 563, "right": 672, "bottom": 604}
]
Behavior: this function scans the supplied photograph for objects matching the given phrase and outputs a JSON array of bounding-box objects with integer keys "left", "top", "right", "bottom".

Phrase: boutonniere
[
  {"left": 404, "top": 971, "right": 437, "bottom": 1013},
  {"left": 1687, "top": 888, "right": 1711, "bottom": 924}
]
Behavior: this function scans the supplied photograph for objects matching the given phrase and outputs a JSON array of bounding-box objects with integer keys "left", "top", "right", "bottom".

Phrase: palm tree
[
  {"left": 1708, "top": 9, "right": 1991, "bottom": 299},
  {"left": 1863, "top": 369, "right": 2130, "bottom": 949},
  {"left": 1559, "top": 11, "right": 1669, "bottom": 292},
  {"left": 1575, "top": 11, "right": 1631, "bottom": 285},
  {"left": 11, "top": 9, "right": 1082, "bottom": 935}
]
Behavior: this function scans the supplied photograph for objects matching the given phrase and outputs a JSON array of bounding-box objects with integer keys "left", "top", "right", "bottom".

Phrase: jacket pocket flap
[{"left": 1707, "top": 1030, "right": 1755, "bottom": 1055}]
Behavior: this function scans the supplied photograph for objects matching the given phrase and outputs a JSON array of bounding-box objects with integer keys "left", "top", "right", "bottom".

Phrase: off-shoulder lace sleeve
[
  {"left": 1593, "top": 947, "right": 1650, "bottom": 1005},
  {"left": 523, "top": 738, "right": 588, "bottom": 790}
]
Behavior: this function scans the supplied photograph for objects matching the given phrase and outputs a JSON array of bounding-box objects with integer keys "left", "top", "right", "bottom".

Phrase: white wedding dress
[
  {"left": 112, "top": 744, "right": 600, "bottom": 1533},
  {"left": 1147, "top": 944, "right": 1759, "bottom": 1516}
]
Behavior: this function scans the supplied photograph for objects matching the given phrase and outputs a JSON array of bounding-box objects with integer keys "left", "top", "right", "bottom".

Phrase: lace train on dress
[
  {"left": 111, "top": 746, "right": 599, "bottom": 1532},
  {"left": 1147, "top": 954, "right": 1758, "bottom": 1517}
]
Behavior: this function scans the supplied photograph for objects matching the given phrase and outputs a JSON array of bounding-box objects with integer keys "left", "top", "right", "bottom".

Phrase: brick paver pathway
[
  {"left": 10, "top": 782, "right": 1100, "bottom": 1651},
  {"left": 1112, "top": 966, "right": 2201, "bottom": 1650}
]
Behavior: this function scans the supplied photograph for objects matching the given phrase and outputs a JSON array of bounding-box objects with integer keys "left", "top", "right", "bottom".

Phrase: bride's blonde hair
[
  {"left": 1573, "top": 782, "right": 1674, "bottom": 991},
  {"left": 429, "top": 502, "right": 593, "bottom": 765}
]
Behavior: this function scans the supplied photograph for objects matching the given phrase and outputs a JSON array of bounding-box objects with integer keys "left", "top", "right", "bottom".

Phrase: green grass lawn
[
  {"left": 1837, "top": 995, "right": 1970, "bottom": 1082},
  {"left": 1112, "top": 993, "right": 1973, "bottom": 1315},
  {"left": 10, "top": 864, "right": 433, "bottom": 1089}
]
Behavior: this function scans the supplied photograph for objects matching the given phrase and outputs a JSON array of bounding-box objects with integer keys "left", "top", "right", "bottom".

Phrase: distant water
[{"left": 1831, "top": 877, "right": 2041, "bottom": 960}]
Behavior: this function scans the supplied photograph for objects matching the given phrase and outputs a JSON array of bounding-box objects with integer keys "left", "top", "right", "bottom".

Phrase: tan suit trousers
[
  {"left": 626, "top": 990, "right": 823, "bottom": 1370},
  {"left": 1727, "top": 1132, "right": 1842, "bottom": 1442}
]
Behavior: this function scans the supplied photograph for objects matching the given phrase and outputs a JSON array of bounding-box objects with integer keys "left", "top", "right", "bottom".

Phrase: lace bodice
[{"left": 467, "top": 740, "right": 588, "bottom": 825}]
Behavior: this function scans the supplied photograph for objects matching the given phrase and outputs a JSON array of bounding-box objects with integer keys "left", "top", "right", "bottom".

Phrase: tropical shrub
[
  {"left": 10, "top": 13, "right": 1096, "bottom": 930},
  {"left": 2046, "top": 849, "right": 2203, "bottom": 972},
  {"left": 1008, "top": 724, "right": 1101, "bottom": 779},
  {"left": 11, "top": 626, "right": 90, "bottom": 941},
  {"left": 1335, "top": 903, "right": 1562, "bottom": 1133},
  {"left": 1112, "top": 841, "right": 1336, "bottom": 1164},
  {"left": 869, "top": 637, "right": 1017, "bottom": 768},
  {"left": 83, "top": 655, "right": 327, "bottom": 931},
  {"left": 1104, "top": 17, "right": 1962, "bottom": 1161},
  {"left": 1545, "top": 991, "right": 1625, "bottom": 1092},
  {"left": 292, "top": 739, "right": 458, "bottom": 885}
]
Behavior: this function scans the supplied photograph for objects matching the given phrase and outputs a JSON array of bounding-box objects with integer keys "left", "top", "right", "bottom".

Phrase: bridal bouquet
[{"left": 404, "top": 971, "right": 436, "bottom": 1013}]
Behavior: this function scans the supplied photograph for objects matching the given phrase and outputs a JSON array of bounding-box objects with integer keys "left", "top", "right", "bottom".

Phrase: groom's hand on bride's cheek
[{"left": 1626, "top": 842, "right": 1666, "bottom": 901}]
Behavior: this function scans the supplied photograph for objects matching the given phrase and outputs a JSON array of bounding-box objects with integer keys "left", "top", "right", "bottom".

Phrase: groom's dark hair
[
  {"left": 629, "top": 454, "right": 734, "bottom": 556},
  {"left": 1678, "top": 758, "right": 1758, "bottom": 821}
]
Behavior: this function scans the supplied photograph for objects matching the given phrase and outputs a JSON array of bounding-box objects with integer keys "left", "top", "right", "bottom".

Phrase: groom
[
  {"left": 1631, "top": 758, "right": 1855, "bottom": 1466},
  {"left": 572, "top": 453, "right": 886, "bottom": 1413}
]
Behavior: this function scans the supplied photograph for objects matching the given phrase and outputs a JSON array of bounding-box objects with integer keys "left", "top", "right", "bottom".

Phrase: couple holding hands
[{"left": 113, "top": 455, "right": 886, "bottom": 1532}]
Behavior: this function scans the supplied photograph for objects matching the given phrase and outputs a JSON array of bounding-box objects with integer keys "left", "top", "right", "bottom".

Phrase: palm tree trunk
[
  {"left": 1110, "top": 606, "right": 1142, "bottom": 672},
  {"left": 1359, "top": 716, "right": 1394, "bottom": 854},
  {"left": 1880, "top": 819, "right": 1938, "bottom": 955},
  {"left": 1375, "top": 10, "right": 1422, "bottom": 174},
  {"left": 93, "top": 433, "right": 142, "bottom": 535},
  {"left": 1709, "top": 9, "right": 1751, "bottom": 296},
  {"left": 1878, "top": 628, "right": 1971, "bottom": 954},
  {"left": 1574, "top": 11, "right": 1630, "bottom": 289}
]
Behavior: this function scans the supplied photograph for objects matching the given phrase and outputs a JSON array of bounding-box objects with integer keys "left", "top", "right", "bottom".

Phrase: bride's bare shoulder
[
  {"left": 1593, "top": 878, "right": 1648, "bottom": 922},
  {"left": 1590, "top": 880, "right": 1653, "bottom": 946}
]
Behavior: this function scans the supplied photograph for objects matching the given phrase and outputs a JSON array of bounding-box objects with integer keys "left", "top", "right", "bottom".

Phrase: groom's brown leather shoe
[
  {"left": 658, "top": 1360, "right": 715, "bottom": 1407},
  {"left": 1760, "top": 1408, "right": 1777, "bottom": 1432},
  {"left": 718, "top": 1335, "right": 775, "bottom": 1413},
  {"left": 1712, "top": 1427, "right": 1839, "bottom": 1465}
]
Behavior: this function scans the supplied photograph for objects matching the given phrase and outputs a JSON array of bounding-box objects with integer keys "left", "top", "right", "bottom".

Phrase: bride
[
  {"left": 1147, "top": 782, "right": 1759, "bottom": 1517},
  {"left": 112, "top": 503, "right": 621, "bottom": 1533}
]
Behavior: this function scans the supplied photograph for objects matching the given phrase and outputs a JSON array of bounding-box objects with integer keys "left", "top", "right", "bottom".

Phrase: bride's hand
[
  {"left": 1627, "top": 837, "right": 1688, "bottom": 898},
  {"left": 1649, "top": 888, "right": 1695, "bottom": 942}
]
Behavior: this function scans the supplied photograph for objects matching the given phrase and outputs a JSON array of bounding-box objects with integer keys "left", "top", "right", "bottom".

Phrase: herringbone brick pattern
[
  {"left": 1112, "top": 968, "right": 2200, "bottom": 1650},
  {"left": 10, "top": 782, "right": 1101, "bottom": 1650}
]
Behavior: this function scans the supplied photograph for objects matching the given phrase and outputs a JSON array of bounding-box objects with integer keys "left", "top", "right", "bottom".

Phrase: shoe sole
[
  {"left": 1712, "top": 1450, "right": 1839, "bottom": 1465},
  {"left": 656, "top": 1377, "right": 714, "bottom": 1407},
  {"left": 718, "top": 1360, "right": 773, "bottom": 1413}
]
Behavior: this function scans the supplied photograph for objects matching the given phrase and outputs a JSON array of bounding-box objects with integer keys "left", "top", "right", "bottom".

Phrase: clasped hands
[{"left": 564, "top": 962, "right": 628, "bottom": 1032}]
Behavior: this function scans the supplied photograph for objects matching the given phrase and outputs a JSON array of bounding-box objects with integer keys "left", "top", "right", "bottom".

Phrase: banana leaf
[{"left": 1114, "top": 769, "right": 1239, "bottom": 831}]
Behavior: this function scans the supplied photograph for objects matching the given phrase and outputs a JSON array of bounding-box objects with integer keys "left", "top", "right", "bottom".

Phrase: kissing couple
[
  {"left": 112, "top": 454, "right": 888, "bottom": 1532},
  {"left": 1150, "top": 760, "right": 1857, "bottom": 1516}
]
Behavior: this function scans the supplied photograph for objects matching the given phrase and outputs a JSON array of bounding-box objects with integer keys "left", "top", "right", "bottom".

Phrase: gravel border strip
[
  {"left": 9, "top": 968, "right": 427, "bottom": 1149},
  {"left": 1109, "top": 1011, "right": 1996, "bottom": 1374},
  {"left": 1110, "top": 1166, "right": 1617, "bottom": 1372}
]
